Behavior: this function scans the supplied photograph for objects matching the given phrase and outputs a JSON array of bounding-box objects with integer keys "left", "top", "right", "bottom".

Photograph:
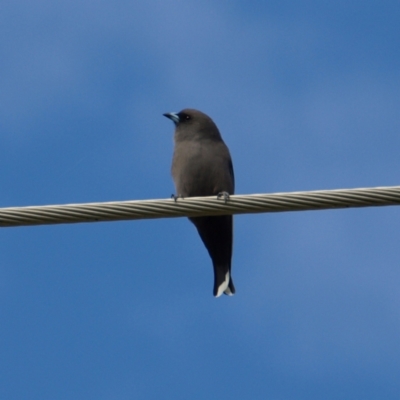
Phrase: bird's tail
[{"left": 214, "top": 267, "right": 235, "bottom": 297}]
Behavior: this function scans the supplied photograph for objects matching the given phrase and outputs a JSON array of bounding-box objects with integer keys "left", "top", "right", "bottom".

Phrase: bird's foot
[
  {"left": 171, "top": 194, "right": 184, "bottom": 202},
  {"left": 217, "top": 191, "right": 230, "bottom": 204}
]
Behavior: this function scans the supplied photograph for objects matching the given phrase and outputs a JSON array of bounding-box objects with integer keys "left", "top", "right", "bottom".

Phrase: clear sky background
[{"left": 1, "top": 1, "right": 400, "bottom": 399}]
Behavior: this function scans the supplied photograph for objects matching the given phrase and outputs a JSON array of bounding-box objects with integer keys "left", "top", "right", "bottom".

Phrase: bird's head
[{"left": 163, "top": 109, "right": 222, "bottom": 142}]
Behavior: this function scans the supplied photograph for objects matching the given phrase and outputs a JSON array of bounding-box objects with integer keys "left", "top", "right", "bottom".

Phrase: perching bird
[{"left": 163, "top": 109, "right": 235, "bottom": 297}]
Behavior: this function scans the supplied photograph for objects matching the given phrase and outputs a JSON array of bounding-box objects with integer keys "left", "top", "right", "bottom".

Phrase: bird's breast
[{"left": 171, "top": 140, "right": 233, "bottom": 198}]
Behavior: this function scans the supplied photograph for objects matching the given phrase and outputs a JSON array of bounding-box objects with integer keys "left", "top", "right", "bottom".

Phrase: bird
[{"left": 163, "top": 109, "right": 235, "bottom": 297}]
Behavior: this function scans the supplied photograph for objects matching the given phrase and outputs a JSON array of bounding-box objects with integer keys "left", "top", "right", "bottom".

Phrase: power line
[{"left": 1, "top": 185, "right": 400, "bottom": 228}]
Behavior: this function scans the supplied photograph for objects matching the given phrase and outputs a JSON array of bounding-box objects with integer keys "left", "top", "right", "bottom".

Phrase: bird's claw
[
  {"left": 171, "top": 194, "right": 184, "bottom": 202},
  {"left": 217, "top": 191, "right": 230, "bottom": 204}
]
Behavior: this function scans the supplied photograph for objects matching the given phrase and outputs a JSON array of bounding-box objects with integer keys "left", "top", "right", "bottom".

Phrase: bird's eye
[{"left": 184, "top": 114, "right": 191, "bottom": 121}]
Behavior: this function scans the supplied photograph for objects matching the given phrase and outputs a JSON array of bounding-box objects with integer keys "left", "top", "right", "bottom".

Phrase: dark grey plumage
[{"left": 163, "top": 109, "right": 235, "bottom": 297}]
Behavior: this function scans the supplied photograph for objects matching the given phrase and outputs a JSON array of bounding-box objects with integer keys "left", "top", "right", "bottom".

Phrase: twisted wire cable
[{"left": 1, "top": 185, "right": 400, "bottom": 228}]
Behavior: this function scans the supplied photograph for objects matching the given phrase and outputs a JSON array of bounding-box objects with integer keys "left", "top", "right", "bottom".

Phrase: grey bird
[{"left": 163, "top": 109, "right": 235, "bottom": 297}]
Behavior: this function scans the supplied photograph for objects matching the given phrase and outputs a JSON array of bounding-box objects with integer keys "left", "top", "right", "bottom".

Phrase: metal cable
[{"left": 1, "top": 185, "right": 400, "bottom": 228}]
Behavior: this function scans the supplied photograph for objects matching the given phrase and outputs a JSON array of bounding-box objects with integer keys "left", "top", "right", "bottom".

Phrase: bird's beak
[{"left": 163, "top": 112, "right": 180, "bottom": 125}]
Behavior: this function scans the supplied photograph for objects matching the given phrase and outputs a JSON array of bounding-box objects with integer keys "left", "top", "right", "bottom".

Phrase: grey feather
[{"left": 164, "top": 109, "right": 235, "bottom": 297}]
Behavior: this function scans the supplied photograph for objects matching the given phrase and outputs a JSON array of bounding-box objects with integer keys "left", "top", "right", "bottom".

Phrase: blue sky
[{"left": 1, "top": 1, "right": 400, "bottom": 399}]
